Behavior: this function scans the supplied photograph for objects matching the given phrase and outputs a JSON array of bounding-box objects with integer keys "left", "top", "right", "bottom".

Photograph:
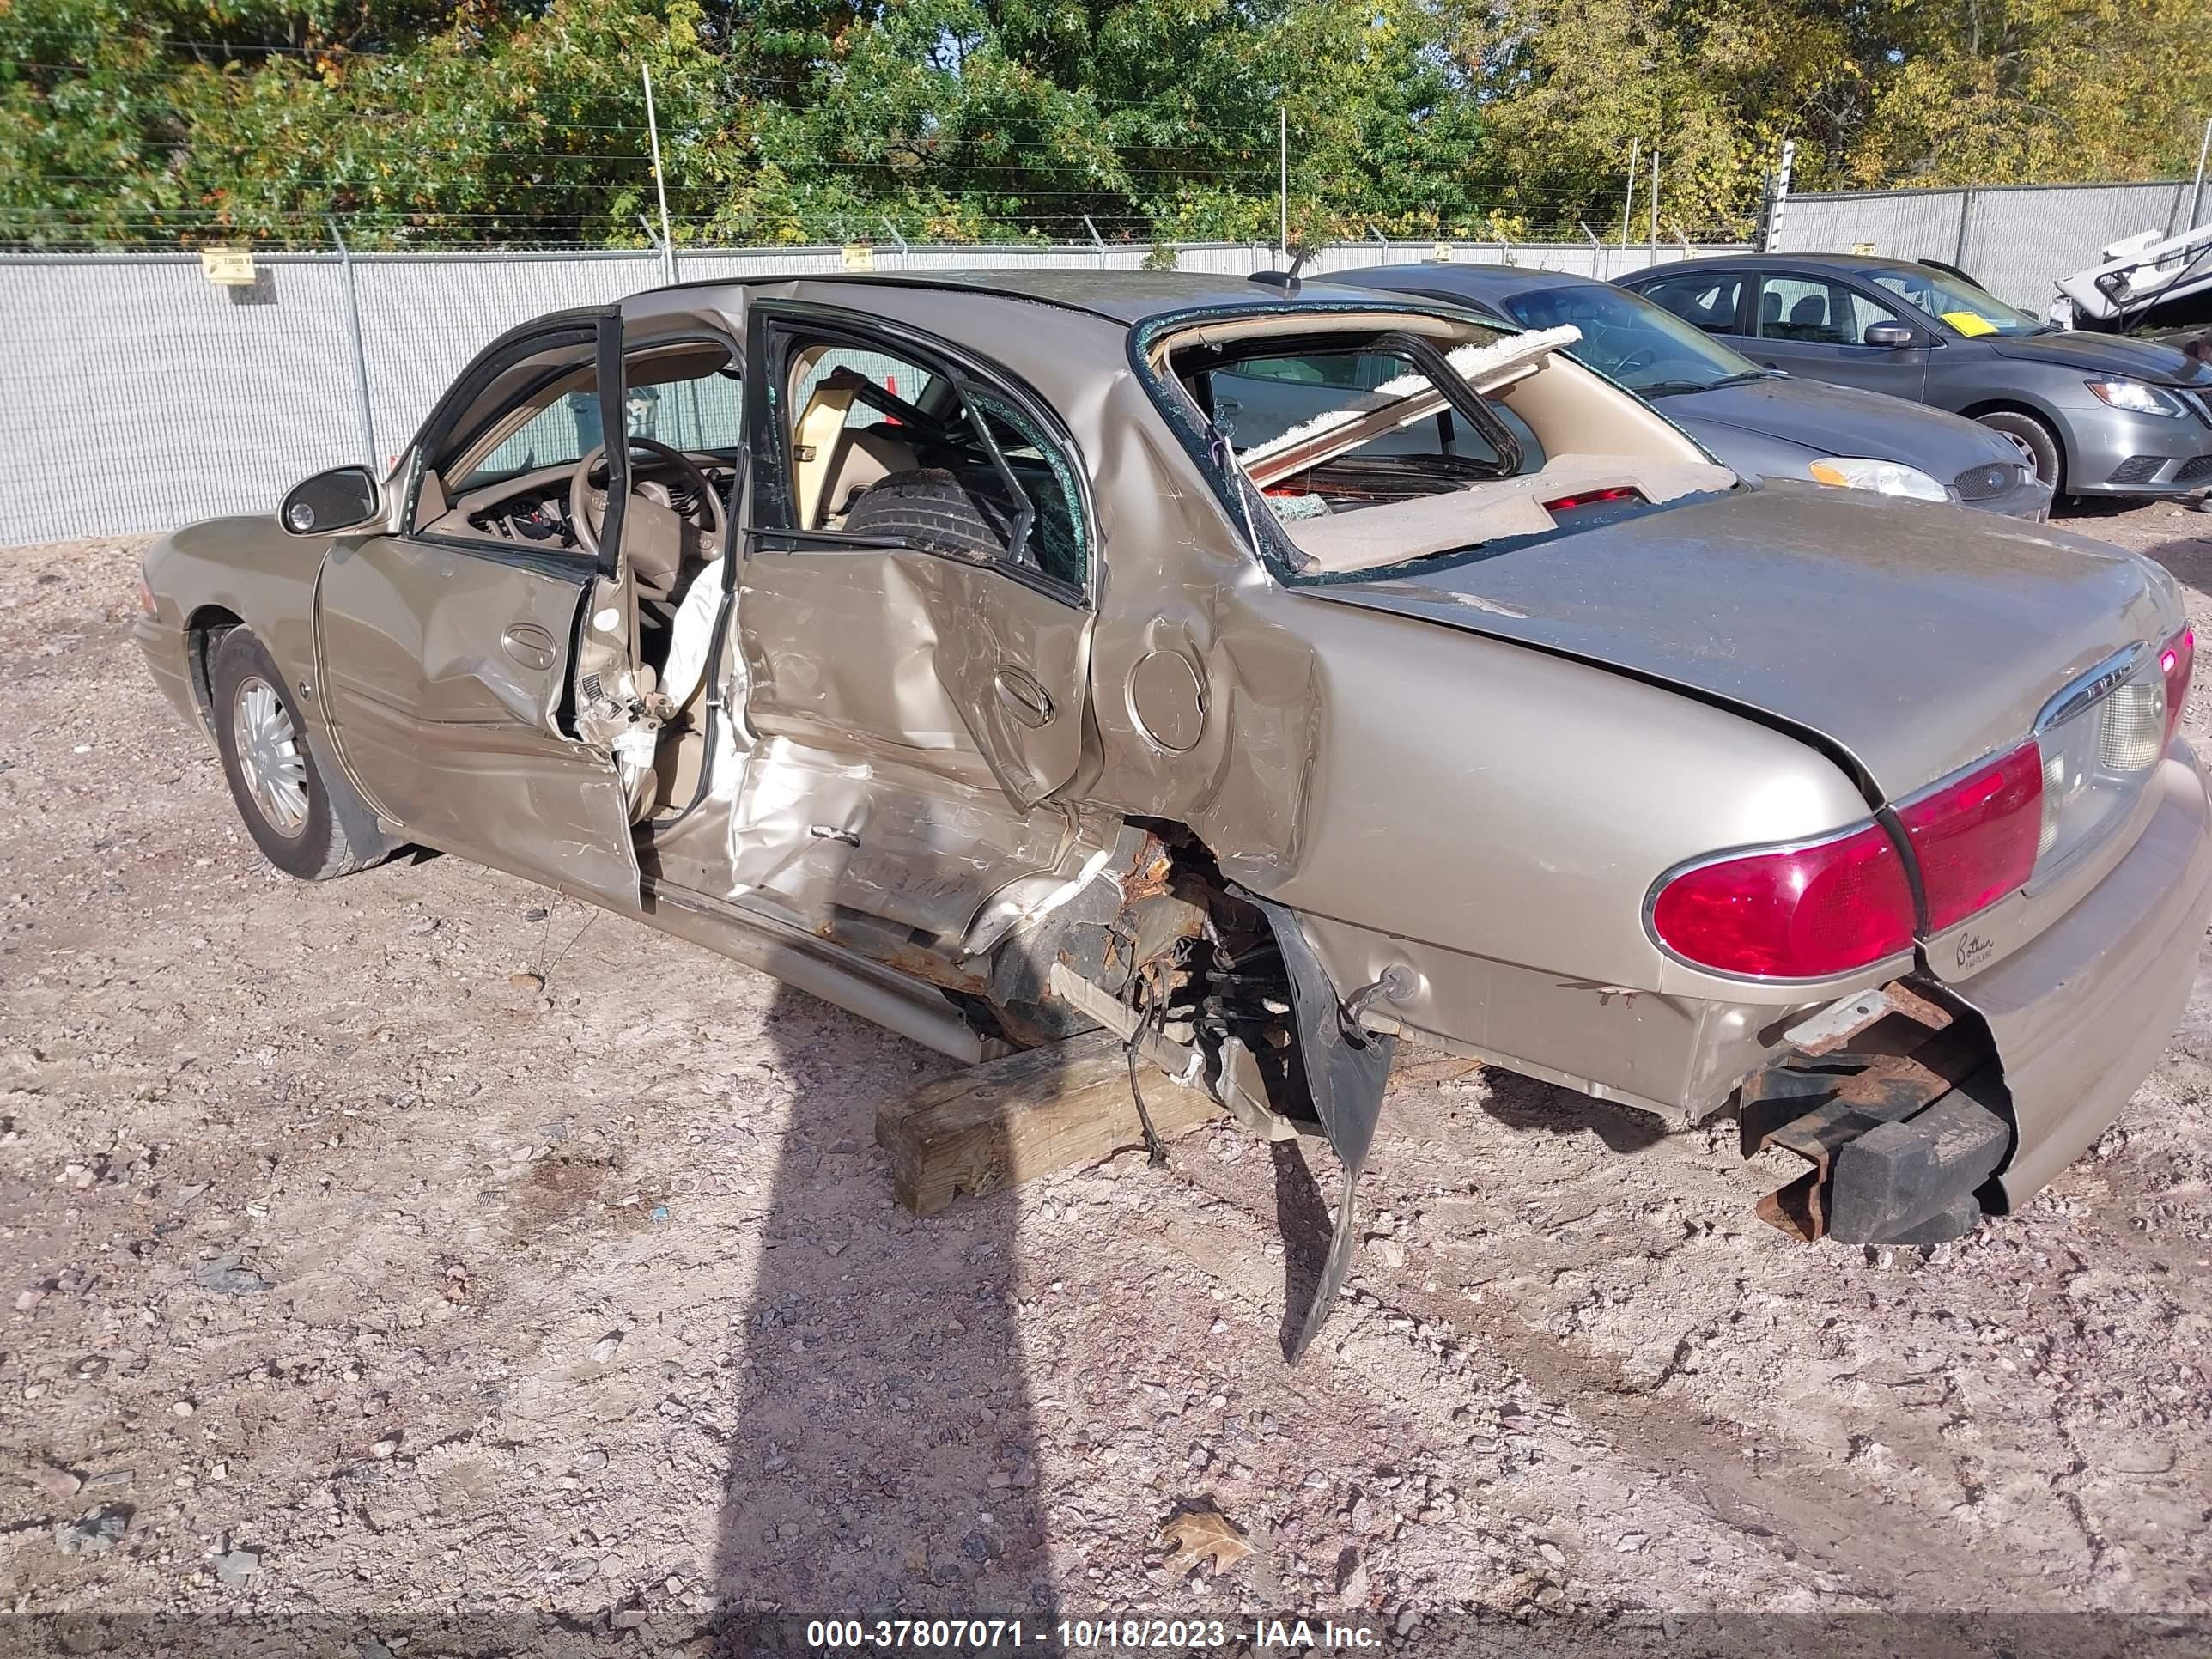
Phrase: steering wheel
[
  {"left": 1613, "top": 345, "right": 1659, "bottom": 377},
  {"left": 568, "top": 437, "right": 726, "bottom": 561}
]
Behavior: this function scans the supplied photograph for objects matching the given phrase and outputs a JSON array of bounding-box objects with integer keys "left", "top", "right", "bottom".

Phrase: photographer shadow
[{"left": 712, "top": 983, "right": 1062, "bottom": 1619}]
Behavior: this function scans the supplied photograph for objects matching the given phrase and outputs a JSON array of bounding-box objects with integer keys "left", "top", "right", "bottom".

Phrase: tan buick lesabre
[{"left": 135, "top": 270, "right": 2211, "bottom": 1354}]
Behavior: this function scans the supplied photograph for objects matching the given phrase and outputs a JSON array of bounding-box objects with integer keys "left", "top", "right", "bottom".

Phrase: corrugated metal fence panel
[
  {"left": 1961, "top": 183, "right": 2196, "bottom": 312},
  {"left": 1772, "top": 191, "right": 1969, "bottom": 273},
  {"left": 350, "top": 251, "right": 664, "bottom": 471},
  {"left": 1772, "top": 181, "right": 2200, "bottom": 309},
  {"left": 0, "top": 238, "right": 1746, "bottom": 549},
  {"left": 0, "top": 254, "right": 368, "bottom": 546},
  {"left": 1305, "top": 243, "right": 1748, "bottom": 283}
]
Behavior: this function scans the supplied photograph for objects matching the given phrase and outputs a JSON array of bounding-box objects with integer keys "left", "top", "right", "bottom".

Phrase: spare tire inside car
[{"left": 842, "top": 467, "right": 1015, "bottom": 558}]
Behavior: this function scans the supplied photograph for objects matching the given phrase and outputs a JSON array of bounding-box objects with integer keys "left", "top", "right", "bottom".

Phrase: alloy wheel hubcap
[
  {"left": 2000, "top": 430, "right": 2039, "bottom": 470},
  {"left": 233, "top": 676, "right": 309, "bottom": 836}
]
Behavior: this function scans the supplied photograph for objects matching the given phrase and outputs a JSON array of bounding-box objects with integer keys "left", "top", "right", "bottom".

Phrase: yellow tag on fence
[
  {"left": 199, "top": 247, "right": 256, "bottom": 286},
  {"left": 842, "top": 243, "right": 876, "bottom": 272}
]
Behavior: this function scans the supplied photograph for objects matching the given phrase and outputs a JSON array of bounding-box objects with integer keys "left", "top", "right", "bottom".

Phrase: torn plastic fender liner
[{"left": 1239, "top": 890, "right": 1397, "bottom": 1362}]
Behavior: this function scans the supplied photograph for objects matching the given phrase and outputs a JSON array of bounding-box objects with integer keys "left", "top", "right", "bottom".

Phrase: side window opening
[
  {"left": 1158, "top": 319, "right": 1732, "bottom": 581},
  {"left": 625, "top": 366, "right": 744, "bottom": 453},
  {"left": 464, "top": 389, "right": 602, "bottom": 488},
  {"left": 1754, "top": 276, "right": 1905, "bottom": 347},
  {"left": 778, "top": 332, "right": 1086, "bottom": 592},
  {"left": 1641, "top": 273, "right": 1744, "bottom": 335},
  {"left": 424, "top": 339, "right": 744, "bottom": 569}
]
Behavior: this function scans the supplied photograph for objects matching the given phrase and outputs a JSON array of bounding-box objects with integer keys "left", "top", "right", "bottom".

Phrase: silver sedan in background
[{"left": 1332, "top": 261, "right": 2052, "bottom": 518}]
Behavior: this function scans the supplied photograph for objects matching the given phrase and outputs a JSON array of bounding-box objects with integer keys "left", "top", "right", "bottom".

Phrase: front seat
[
  {"left": 1789, "top": 295, "right": 1829, "bottom": 341},
  {"left": 1759, "top": 289, "right": 1784, "bottom": 331}
]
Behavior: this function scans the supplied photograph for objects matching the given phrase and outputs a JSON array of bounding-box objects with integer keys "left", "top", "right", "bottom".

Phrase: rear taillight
[
  {"left": 135, "top": 571, "right": 157, "bottom": 617},
  {"left": 1895, "top": 741, "right": 2042, "bottom": 930},
  {"left": 1542, "top": 486, "right": 1643, "bottom": 512},
  {"left": 2163, "top": 625, "right": 2194, "bottom": 744},
  {"left": 1650, "top": 822, "right": 1915, "bottom": 979}
]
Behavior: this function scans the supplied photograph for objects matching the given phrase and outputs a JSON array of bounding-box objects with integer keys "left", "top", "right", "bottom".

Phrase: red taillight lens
[
  {"left": 135, "top": 572, "right": 157, "bottom": 617},
  {"left": 1542, "top": 486, "right": 1643, "bottom": 512},
  {"left": 1896, "top": 740, "right": 2042, "bottom": 931},
  {"left": 2162, "top": 625, "right": 2194, "bottom": 744},
  {"left": 1650, "top": 822, "right": 1915, "bottom": 979}
]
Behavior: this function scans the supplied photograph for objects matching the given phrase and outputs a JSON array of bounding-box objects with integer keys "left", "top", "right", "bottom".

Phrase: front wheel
[
  {"left": 209, "top": 628, "right": 376, "bottom": 881},
  {"left": 1975, "top": 410, "right": 2063, "bottom": 494}
]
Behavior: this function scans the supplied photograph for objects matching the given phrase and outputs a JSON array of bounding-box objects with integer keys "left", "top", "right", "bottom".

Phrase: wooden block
[{"left": 874, "top": 1030, "right": 1224, "bottom": 1214}]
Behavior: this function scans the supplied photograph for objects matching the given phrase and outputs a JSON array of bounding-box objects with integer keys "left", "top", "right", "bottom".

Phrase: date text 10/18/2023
[{"left": 805, "top": 1620, "right": 1385, "bottom": 1650}]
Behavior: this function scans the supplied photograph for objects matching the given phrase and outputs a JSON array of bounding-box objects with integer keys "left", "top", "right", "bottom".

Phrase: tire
[
  {"left": 1975, "top": 410, "right": 2063, "bottom": 494},
  {"left": 208, "top": 629, "right": 374, "bottom": 881},
  {"left": 842, "top": 467, "right": 1013, "bottom": 558}
]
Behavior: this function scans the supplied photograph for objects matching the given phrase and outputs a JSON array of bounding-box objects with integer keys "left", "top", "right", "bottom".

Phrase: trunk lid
[{"left": 1299, "top": 479, "right": 2176, "bottom": 803}]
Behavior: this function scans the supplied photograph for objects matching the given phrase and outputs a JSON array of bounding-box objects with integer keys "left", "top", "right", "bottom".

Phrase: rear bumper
[{"left": 1954, "top": 745, "right": 2212, "bottom": 1204}]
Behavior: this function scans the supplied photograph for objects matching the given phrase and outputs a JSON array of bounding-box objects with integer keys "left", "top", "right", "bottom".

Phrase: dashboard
[
  {"left": 447, "top": 454, "right": 737, "bottom": 550},
  {"left": 468, "top": 478, "right": 575, "bottom": 546}
]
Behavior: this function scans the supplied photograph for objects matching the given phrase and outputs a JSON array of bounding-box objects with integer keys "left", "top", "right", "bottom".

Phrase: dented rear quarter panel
[{"left": 1237, "top": 592, "right": 1888, "bottom": 1115}]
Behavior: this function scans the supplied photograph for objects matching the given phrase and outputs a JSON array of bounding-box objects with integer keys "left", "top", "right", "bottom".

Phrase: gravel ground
[{"left": 3, "top": 501, "right": 2212, "bottom": 1649}]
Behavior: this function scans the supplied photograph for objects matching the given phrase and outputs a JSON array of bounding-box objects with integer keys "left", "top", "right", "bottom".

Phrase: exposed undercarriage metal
[
  {"left": 1741, "top": 979, "right": 2011, "bottom": 1246},
  {"left": 990, "top": 829, "right": 1395, "bottom": 1357}
]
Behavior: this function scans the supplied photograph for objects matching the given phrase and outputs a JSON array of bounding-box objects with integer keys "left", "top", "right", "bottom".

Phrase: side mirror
[
  {"left": 1863, "top": 322, "right": 1917, "bottom": 349},
  {"left": 280, "top": 465, "right": 380, "bottom": 536}
]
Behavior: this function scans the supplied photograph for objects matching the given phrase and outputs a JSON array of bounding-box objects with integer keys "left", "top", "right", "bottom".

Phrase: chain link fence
[
  {"left": 1769, "top": 179, "right": 2204, "bottom": 313},
  {"left": 0, "top": 237, "right": 1741, "bottom": 549}
]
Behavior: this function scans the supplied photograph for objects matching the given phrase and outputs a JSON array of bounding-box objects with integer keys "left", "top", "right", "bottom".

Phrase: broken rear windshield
[
  {"left": 1183, "top": 332, "right": 1532, "bottom": 501},
  {"left": 1160, "top": 316, "right": 1736, "bottom": 582}
]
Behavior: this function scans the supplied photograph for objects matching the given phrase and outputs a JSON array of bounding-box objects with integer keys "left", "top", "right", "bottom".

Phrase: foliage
[{"left": 0, "top": 0, "right": 2203, "bottom": 249}]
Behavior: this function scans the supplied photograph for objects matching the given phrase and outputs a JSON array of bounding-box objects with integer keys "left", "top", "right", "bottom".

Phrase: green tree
[{"left": 2, "top": 0, "right": 2207, "bottom": 250}]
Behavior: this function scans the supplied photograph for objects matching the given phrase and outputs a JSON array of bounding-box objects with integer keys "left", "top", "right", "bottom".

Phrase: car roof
[
  {"left": 1626, "top": 252, "right": 1936, "bottom": 281},
  {"left": 1328, "top": 263, "right": 1602, "bottom": 304},
  {"left": 642, "top": 267, "right": 1421, "bottom": 326}
]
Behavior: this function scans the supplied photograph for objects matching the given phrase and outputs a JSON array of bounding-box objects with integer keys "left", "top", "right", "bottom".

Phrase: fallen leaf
[{"left": 1159, "top": 1504, "right": 1252, "bottom": 1576}]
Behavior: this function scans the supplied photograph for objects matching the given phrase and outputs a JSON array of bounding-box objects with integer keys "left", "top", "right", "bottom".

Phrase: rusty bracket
[
  {"left": 1745, "top": 982, "right": 1983, "bottom": 1242},
  {"left": 1780, "top": 980, "right": 1953, "bottom": 1058}
]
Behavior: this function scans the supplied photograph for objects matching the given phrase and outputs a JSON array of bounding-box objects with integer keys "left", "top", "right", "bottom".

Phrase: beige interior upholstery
[
  {"left": 622, "top": 494, "right": 691, "bottom": 599},
  {"left": 793, "top": 375, "right": 855, "bottom": 526},
  {"left": 818, "top": 428, "right": 919, "bottom": 526},
  {"left": 1283, "top": 453, "right": 1737, "bottom": 574},
  {"left": 792, "top": 362, "right": 921, "bottom": 529}
]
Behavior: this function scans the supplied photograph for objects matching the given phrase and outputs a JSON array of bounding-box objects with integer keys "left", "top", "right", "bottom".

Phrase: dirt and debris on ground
[{"left": 3, "top": 501, "right": 2211, "bottom": 1640}]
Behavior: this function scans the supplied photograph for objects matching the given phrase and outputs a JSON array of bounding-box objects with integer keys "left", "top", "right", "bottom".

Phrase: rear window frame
[{"left": 1134, "top": 301, "right": 1543, "bottom": 586}]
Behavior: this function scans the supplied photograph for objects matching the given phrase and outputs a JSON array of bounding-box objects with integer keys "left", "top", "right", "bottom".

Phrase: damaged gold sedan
[{"left": 136, "top": 271, "right": 2211, "bottom": 1353}]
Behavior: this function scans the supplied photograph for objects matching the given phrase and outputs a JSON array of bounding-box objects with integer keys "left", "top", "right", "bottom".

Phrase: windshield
[
  {"left": 1864, "top": 266, "right": 2047, "bottom": 337},
  {"left": 1499, "top": 282, "right": 1763, "bottom": 393}
]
